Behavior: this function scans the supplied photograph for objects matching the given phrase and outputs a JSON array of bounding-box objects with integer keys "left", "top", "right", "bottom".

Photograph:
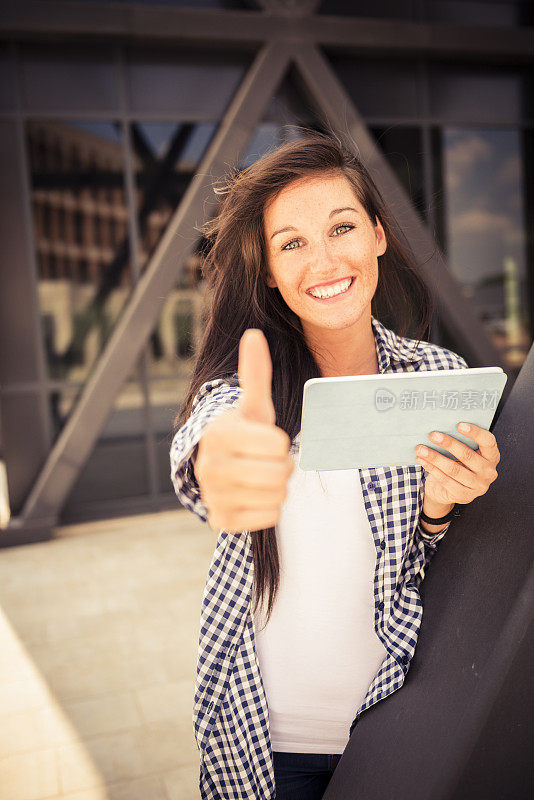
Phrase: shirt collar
[
  {"left": 232, "top": 315, "right": 425, "bottom": 382},
  {"left": 371, "top": 314, "right": 425, "bottom": 373}
]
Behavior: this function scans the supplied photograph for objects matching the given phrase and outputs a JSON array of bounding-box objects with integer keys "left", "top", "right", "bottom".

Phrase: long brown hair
[{"left": 173, "top": 129, "right": 434, "bottom": 628}]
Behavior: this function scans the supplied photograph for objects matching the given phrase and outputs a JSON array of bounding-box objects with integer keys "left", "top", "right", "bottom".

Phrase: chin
[{"left": 304, "top": 313, "right": 365, "bottom": 334}]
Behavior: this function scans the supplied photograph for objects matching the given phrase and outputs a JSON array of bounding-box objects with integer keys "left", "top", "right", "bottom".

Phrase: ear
[
  {"left": 374, "top": 216, "right": 387, "bottom": 257},
  {"left": 265, "top": 270, "right": 277, "bottom": 289}
]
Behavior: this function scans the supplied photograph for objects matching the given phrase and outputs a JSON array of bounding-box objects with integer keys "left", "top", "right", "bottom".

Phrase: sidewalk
[{"left": 0, "top": 508, "right": 216, "bottom": 800}]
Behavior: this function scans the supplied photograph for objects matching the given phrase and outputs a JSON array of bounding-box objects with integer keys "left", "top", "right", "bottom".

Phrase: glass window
[
  {"left": 57, "top": 206, "right": 66, "bottom": 239},
  {"left": 426, "top": 1, "right": 530, "bottom": 27},
  {"left": 262, "top": 70, "right": 318, "bottom": 128},
  {"left": 148, "top": 281, "right": 206, "bottom": 494},
  {"left": 442, "top": 127, "right": 531, "bottom": 368},
  {"left": 240, "top": 119, "right": 310, "bottom": 170},
  {"left": 61, "top": 431, "right": 151, "bottom": 512},
  {"left": 74, "top": 209, "right": 84, "bottom": 246},
  {"left": 132, "top": 119, "right": 219, "bottom": 488},
  {"left": 26, "top": 119, "right": 131, "bottom": 383},
  {"left": 20, "top": 44, "right": 119, "bottom": 114},
  {"left": 327, "top": 55, "right": 420, "bottom": 121},
  {"left": 147, "top": 275, "right": 205, "bottom": 388},
  {"left": 131, "top": 120, "right": 217, "bottom": 277},
  {"left": 51, "top": 360, "right": 152, "bottom": 512},
  {"left": 126, "top": 48, "right": 249, "bottom": 117},
  {"left": 240, "top": 124, "right": 288, "bottom": 170},
  {"left": 429, "top": 63, "right": 526, "bottom": 126},
  {"left": 93, "top": 214, "right": 102, "bottom": 247},
  {"left": 0, "top": 46, "right": 16, "bottom": 111},
  {"left": 370, "top": 126, "right": 425, "bottom": 220}
]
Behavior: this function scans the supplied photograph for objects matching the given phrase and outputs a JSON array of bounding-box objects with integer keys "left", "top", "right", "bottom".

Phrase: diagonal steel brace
[
  {"left": 15, "top": 40, "right": 293, "bottom": 527},
  {"left": 292, "top": 42, "right": 503, "bottom": 369}
]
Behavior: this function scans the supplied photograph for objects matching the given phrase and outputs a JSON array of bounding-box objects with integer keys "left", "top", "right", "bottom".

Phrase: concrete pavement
[{"left": 0, "top": 508, "right": 217, "bottom": 800}]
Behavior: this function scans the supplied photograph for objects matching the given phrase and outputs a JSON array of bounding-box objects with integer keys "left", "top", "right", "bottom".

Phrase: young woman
[{"left": 170, "top": 131, "right": 501, "bottom": 800}]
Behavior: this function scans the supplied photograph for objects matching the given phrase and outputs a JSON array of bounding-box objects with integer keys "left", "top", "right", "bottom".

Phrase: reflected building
[{"left": 26, "top": 119, "right": 206, "bottom": 435}]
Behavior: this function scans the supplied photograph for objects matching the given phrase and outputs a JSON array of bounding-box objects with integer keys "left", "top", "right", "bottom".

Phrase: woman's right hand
[{"left": 194, "top": 329, "right": 295, "bottom": 533}]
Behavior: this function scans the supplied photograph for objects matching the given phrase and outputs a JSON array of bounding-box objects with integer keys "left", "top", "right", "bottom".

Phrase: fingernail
[
  {"left": 430, "top": 431, "right": 443, "bottom": 442},
  {"left": 459, "top": 423, "right": 470, "bottom": 432}
]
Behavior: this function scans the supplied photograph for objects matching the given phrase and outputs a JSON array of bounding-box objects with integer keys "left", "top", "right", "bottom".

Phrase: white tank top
[{"left": 253, "top": 438, "right": 388, "bottom": 754}]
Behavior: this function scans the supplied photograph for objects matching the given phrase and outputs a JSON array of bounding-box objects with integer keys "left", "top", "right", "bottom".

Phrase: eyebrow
[{"left": 269, "top": 207, "right": 360, "bottom": 241}]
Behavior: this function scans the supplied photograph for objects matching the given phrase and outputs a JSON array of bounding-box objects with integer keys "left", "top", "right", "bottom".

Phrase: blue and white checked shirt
[{"left": 170, "top": 315, "right": 468, "bottom": 800}]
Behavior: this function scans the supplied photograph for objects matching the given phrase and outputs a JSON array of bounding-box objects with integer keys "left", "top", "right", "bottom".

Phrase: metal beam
[
  {"left": 1, "top": 2, "right": 533, "bottom": 63},
  {"left": 250, "top": 0, "right": 323, "bottom": 15},
  {"left": 291, "top": 42, "right": 504, "bottom": 370},
  {"left": 12, "top": 39, "right": 292, "bottom": 528}
]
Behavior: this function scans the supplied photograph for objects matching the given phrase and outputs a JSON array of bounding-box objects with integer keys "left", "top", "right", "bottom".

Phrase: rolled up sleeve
[{"left": 169, "top": 378, "right": 241, "bottom": 522}]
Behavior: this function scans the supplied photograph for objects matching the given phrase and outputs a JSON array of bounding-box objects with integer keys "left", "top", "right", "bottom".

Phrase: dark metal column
[{"left": 0, "top": 45, "right": 53, "bottom": 544}]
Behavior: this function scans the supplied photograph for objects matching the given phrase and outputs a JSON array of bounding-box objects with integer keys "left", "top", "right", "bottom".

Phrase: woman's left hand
[{"left": 415, "top": 422, "right": 501, "bottom": 507}]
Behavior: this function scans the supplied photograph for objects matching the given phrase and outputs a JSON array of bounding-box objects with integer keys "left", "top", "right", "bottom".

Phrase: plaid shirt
[{"left": 170, "top": 315, "right": 468, "bottom": 800}]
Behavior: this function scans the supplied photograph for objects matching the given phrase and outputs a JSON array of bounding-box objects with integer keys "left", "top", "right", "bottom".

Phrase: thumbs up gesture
[{"left": 194, "top": 329, "right": 295, "bottom": 534}]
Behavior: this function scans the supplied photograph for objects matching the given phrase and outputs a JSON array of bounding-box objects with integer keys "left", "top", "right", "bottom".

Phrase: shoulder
[
  {"left": 372, "top": 315, "right": 468, "bottom": 373},
  {"left": 191, "top": 372, "right": 242, "bottom": 412},
  {"left": 396, "top": 333, "right": 468, "bottom": 372}
]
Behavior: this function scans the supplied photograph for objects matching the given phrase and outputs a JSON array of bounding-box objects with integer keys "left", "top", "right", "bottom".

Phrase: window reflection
[
  {"left": 370, "top": 126, "right": 425, "bottom": 220},
  {"left": 240, "top": 121, "right": 309, "bottom": 171},
  {"left": 130, "top": 121, "right": 216, "bottom": 391},
  {"left": 126, "top": 48, "right": 248, "bottom": 117},
  {"left": 26, "top": 119, "right": 132, "bottom": 384},
  {"left": 443, "top": 128, "right": 531, "bottom": 367},
  {"left": 132, "top": 121, "right": 216, "bottom": 275}
]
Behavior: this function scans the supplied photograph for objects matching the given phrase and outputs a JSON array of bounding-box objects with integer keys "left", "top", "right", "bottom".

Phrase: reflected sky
[
  {"left": 444, "top": 128, "right": 526, "bottom": 294},
  {"left": 67, "top": 119, "right": 122, "bottom": 144},
  {"left": 67, "top": 119, "right": 217, "bottom": 165},
  {"left": 136, "top": 121, "right": 216, "bottom": 163}
]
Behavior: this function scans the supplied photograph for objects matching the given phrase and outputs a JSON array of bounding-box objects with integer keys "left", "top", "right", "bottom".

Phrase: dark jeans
[{"left": 273, "top": 750, "right": 343, "bottom": 800}]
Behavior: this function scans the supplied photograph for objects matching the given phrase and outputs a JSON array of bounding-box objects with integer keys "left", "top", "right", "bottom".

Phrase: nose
[
  {"left": 307, "top": 238, "right": 335, "bottom": 274},
  {"left": 305, "top": 238, "right": 339, "bottom": 278}
]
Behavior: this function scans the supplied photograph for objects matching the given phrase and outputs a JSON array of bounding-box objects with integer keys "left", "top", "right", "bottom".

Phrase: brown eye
[
  {"left": 332, "top": 224, "right": 355, "bottom": 236},
  {"left": 281, "top": 238, "right": 300, "bottom": 251}
]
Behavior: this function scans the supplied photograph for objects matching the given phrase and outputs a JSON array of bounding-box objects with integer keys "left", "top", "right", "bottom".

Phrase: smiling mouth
[{"left": 306, "top": 276, "right": 355, "bottom": 301}]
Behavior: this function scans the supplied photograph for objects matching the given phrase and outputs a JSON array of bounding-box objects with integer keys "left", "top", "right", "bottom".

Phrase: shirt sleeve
[
  {"left": 416, "top": 517, "right": 452, "bottom": 546},
  {"left": 409, "top": 349, "right": 468, "bottom": 586},
  {"left": 401, "top": 521, "right": 449, "bottom": 592},
  {"left": 453, "top": 355, "right": 469, "bottom": 370},
  {"left": 416, "top": 469, "right": 456, "bottom": 547},
  {"left": 169, "top": 377, "right": 242, "bottom": 522}
]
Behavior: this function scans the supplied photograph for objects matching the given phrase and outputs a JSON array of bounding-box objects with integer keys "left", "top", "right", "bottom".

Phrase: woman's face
[{"left": 263, "top": 172, "right": 386, "bottom": 341}]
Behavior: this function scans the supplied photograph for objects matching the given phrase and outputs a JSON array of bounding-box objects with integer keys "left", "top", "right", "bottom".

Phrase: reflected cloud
[
  {"left": 452, "top": 208, "right": 517, "bottom": 234},
  {"left": 443, "top": 127, "right": 529, "bottom": 366},
  {"left": 496, "top": 154, "right": 521, "bottom": 187},
  {"left": 446, "top": 133, "right": 493, "bottom": 190}
]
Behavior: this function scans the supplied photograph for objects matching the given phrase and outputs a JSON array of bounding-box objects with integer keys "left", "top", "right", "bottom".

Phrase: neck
[{"left": 304, "top": 315, "right": 380, "bottom": 378}]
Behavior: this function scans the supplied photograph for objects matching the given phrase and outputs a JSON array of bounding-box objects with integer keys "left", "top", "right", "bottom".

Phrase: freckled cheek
[
  {"left": 342, "top": 240, "right": 374, "bottom": 261},
  {"left": 277, "top": 281, "right": 303, "bottom": 304}
]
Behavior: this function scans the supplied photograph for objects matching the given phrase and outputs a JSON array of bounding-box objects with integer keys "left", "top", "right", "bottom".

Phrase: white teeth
[{"left": 308, "top": 277, "right": 352, "bottom": 299}]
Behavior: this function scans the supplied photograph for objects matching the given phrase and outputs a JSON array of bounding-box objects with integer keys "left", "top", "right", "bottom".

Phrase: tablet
[{"left": 298, "top": 367, "right": 507, "bottom": 471}]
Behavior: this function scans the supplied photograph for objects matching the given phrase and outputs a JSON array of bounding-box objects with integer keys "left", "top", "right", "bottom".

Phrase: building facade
[{"left": 0, "top": 0, "right": 532, "bottom": 542}]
